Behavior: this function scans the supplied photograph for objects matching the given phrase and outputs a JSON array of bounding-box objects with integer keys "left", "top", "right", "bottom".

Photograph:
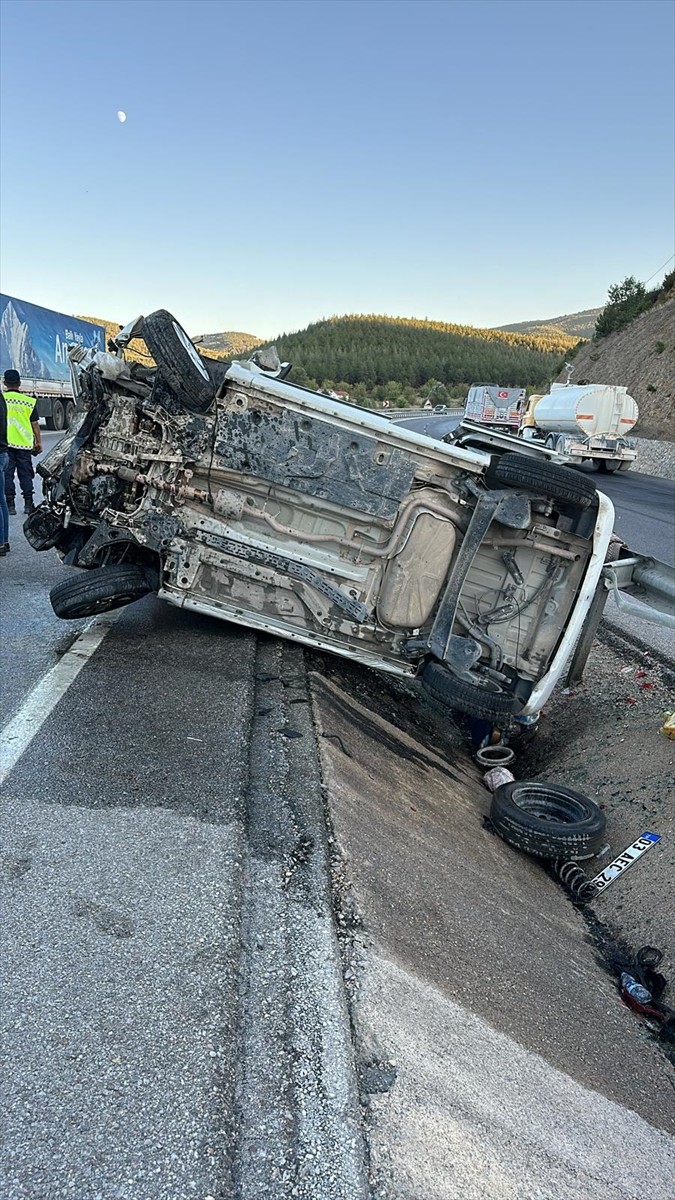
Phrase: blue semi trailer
[{"left": 0, "top": 293, "right": 106, "bottom": 430}]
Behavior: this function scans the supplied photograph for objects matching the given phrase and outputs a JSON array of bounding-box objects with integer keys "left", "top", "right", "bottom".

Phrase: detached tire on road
[
  {"left": 50, "top": 565, "right": 154, "bottom": 620},
  {"left": 490, "top": 781, "right": 606, "bottom": 860},
  {"left": 143, "top": 309, "right": 215, "bottom": 414},
  {"left": 487, "top": 452, "right": 597, "bottom": 507},
  {"left": 420, "top": 659, "right": 515, "bottom": 720}
]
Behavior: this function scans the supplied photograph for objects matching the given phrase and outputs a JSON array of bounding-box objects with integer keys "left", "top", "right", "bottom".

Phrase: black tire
[
  {"left": 50, "top": 564, "right": 154, "bottom": 619},
  {"left": 143, "top": 309, "right": 215, "bottom": 414},
  {"left": 420, "top": 659, "right": 515, "bottom": 720},
  {"left": 617, "top": 460, "right": 633, "bottom": 472},
  {"left": 545, "top": 435, "right": 556, "bottom": 450},
  {"left": 487, "top": 452, "right": 597, "bottom": 508},
  {"left": 597, "top": 459, "right": 620, "bottom": 473},
  {"left": 64, "top": 399, "right": 77, "bottom": 428},
  {"left": 51, "top": 400, "right": 66, "bottom": 432},
  {"left": 490, "top": 781, "right": 606, "bottom": 860}
]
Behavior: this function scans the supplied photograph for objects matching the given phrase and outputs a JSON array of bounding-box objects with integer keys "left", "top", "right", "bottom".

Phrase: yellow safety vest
[{"left": 4, "top": 390, "right": 36, "bottom": 449}]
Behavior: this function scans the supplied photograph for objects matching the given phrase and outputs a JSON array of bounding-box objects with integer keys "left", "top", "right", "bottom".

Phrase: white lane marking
[{"left": 0, "top": 612, "right": 119, "bottom": 786}]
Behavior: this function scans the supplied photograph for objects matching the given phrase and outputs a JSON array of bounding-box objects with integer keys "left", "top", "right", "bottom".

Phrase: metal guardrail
[{"left": 382, "top": 409, "right": 464, "bottom": 421}]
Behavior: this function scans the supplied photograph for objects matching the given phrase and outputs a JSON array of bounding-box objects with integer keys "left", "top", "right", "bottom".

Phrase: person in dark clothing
[
  {"left": 3, "top": 369, "right": 42, "bottom": 514},
  {"left": 0, "top": 390, "right": 9, "bottom": 554}
]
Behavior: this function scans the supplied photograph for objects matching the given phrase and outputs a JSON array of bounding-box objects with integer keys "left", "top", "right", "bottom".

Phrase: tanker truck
[{"left": 520, "top": 383, "right": 638, "bottom": 473}]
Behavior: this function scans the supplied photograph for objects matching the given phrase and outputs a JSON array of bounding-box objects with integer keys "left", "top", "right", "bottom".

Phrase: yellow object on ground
[{"left": 661, "top": 711, "right": 675, "bottom": 739}]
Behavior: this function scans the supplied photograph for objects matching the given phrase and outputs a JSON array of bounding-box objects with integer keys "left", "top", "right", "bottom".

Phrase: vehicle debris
[
  {"left": 588, "top": 832, "right": 661, "bottom": 895},
  {"left": 551, "top": 858, "right": 598, "bottom": 901},
  {"left": 548, "top": 831, "right": 663, "bottom": 904},
  {"left": 483, "top": 766, "right": 516, "bottom": 793},
  {"left": 475, "top": 744, "right": 515, "bottom": 769},
  {"left": 489, "top": 781, "right": 606, "bottom": 860},
  {"left": 28, "top": 308, "right": 672, "bottom": 726}
]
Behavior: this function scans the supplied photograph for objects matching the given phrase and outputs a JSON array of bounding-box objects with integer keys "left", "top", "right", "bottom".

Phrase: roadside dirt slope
[{"left": 554, "top": 295, "right": 674, "bottom": 438}]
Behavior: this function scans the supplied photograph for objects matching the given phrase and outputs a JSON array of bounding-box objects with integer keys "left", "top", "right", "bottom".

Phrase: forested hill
[
  {"left": 273, "top": 314, "right": 576, "bottom": 393},
  {"left": 497, "top": 308, "right": 601, "bottom": 341}
]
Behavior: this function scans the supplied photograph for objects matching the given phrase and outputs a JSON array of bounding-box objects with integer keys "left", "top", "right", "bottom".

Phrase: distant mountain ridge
[
  {"left": 194, "top": 330, "right": 262, "bottom": 357},
  {"left": 497, "top": 308, "right": 601, "bottom": 341}
]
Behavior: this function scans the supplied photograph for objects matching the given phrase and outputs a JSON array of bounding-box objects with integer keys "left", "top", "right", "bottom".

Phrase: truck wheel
[
  {"left": 50, "top": 564, "right": 154, "bottom": 619},
  {"left": 486, "top": 452, "right": 597, "bottom": 507},
  {"left": 64, "top": 400, "right": 77, "bottom": 428},
  {"left": 51, "top": 400, "right": 66, "bottom": 432},
  {"left": 617, "top": 460, "right": 633, "bottom": 472},
  {"left": 598, "top": 459, "right": 620, "bottom": 473},
  {"left": 143, "top": 309, "right": 215, "bottom": 414},
  {"left": 490, "top": 781, "right": 606, "bottom": 860},
  {"left": 419, "top": 660, "right": 515, "bottom": 720},
  {"left": 545, "top": 435, "right": 557, "bottom": 449}
]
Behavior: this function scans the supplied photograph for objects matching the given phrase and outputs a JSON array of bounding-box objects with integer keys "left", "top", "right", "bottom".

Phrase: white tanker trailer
[{"left": 520, "top": 383, "right": 638, "bottom": 472}]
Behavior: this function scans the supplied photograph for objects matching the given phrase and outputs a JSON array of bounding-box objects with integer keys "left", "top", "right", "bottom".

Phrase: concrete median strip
[
  {"left": 233, "top": 639, "right": 369, "bottom": 1198},
  {"left": 0, "top": 611, "right": 119, "bottom": 786}
]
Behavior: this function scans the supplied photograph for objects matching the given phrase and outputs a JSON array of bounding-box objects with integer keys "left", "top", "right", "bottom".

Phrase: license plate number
[{"left": 589, "top": 832, "right": 661, "bottom": 895}]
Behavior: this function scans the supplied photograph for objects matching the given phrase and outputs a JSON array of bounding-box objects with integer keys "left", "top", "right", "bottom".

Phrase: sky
[{"left": 1, "top": 0, "right": 673, "bottom": 338}]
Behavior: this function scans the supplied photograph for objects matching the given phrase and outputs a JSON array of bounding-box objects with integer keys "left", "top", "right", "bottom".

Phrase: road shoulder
[{"left": 310, "top": 669, "right": 675, "bottom": 1197}]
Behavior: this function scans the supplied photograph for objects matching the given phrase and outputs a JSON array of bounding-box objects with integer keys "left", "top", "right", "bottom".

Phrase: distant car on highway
[{"left": 433, "top": 403, "right": 448, "bottom": 414}]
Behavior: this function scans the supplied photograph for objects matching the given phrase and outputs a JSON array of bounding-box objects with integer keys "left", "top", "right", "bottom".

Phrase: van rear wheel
[
  {"left": 487, "top": 452, "right": 597, "bottom": 507},
  {"left": 419, "top": 660, "right": 514, "bottom": 720}
]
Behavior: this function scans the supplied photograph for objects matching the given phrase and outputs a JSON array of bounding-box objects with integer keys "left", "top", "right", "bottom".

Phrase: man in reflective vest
[
  {"left": 3, "top": 369, "right": 42, "bottom": 515},
  {"left": 0, "top": 390, "right": 9, "bottom": 554}
]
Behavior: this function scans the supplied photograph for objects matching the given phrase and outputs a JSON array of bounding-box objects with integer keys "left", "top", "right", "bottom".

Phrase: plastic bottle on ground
[{"left": 620, "top": 972, "right": 652, "bottom": 1005}]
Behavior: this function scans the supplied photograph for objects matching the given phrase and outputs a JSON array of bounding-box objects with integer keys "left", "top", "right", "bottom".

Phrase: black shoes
[{"left": 4, "top": 499, "right": 34, "bottom": 514}]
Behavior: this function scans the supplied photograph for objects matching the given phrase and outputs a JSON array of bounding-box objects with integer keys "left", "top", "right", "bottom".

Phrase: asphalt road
[
  {"left": 577, "top": 464, "right": 675, "bottom": 566},
  {"left": 1, "top": 589, "right": 367, "bottom": 1199}
]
